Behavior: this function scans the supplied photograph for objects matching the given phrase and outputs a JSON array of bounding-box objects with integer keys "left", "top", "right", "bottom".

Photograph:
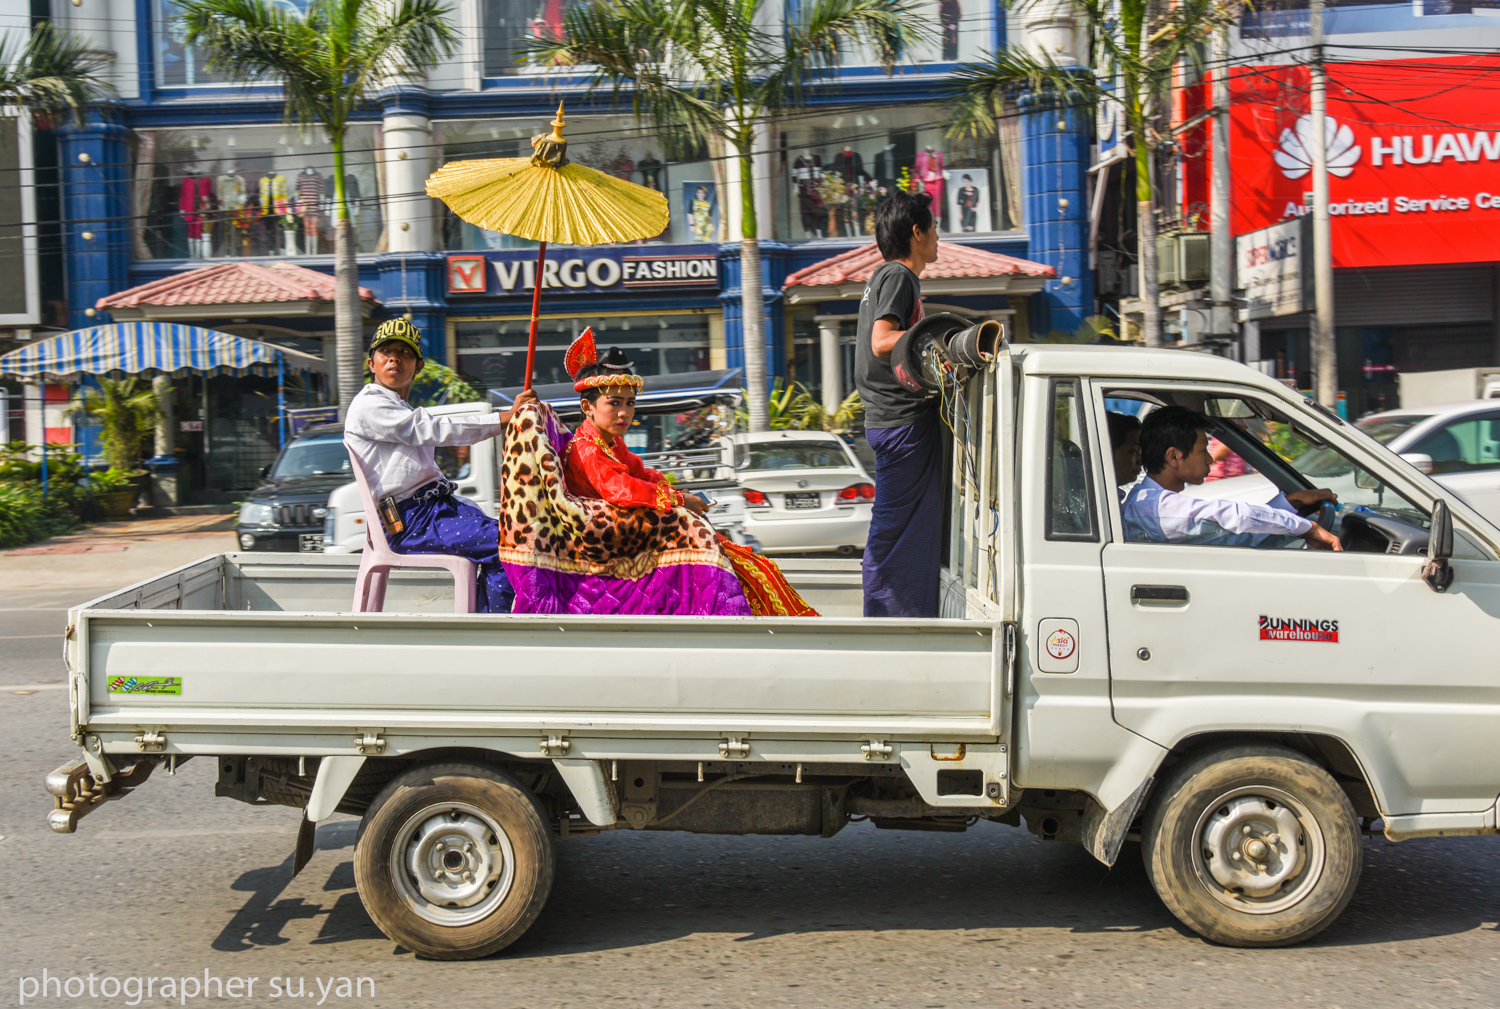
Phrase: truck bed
[{"left": 67, "top": 554, "right": 1004, "bottom": 751}]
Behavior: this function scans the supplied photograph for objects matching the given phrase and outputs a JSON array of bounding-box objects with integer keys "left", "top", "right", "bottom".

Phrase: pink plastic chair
[{"left": 349, "top": 454, "right": 477, "bottom": 614}]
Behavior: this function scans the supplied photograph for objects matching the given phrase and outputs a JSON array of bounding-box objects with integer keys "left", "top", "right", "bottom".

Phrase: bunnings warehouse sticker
[
  {"left": 1259, "top": 616, "right": 1338, "bottom": 643},
  {"left": 108, "top": 676, "right": 182, "bottom": 695}
]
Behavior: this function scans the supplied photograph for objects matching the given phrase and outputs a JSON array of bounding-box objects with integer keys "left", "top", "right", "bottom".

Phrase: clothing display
[
  {"left": 496, "top": 404, "right": 816, "bottom": 616},
  {"left": 957, "top": 180, "right": 979, "bottom": 232},
  {"left": 635, "top": 155, "right": 663, "bottom": 193},
  {"left": 179, "top": 173, "right": 214, "bottom": 259},
  {"left": 793, "top": 154, "right": 824, "bottom": 236},
  {"left": 939, "top": 0, "right": 961, "bottom": 60},
  {"left": 259, "top": 173, "right": 291, "bottom": 216},
  {"left": 914, "top": 147, "right": 945, "bottom": 225},
  {"left": 296, "top": 169, "right": 324, "bottom": 246}
]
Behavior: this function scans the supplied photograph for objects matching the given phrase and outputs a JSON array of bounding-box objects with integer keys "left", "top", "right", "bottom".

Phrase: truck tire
[
  {"left": 1141, "top": 743, "right": 1361, "bottom": 947},
  {"left": 354, "top": 762, "right": 554, "bottom": 960}
]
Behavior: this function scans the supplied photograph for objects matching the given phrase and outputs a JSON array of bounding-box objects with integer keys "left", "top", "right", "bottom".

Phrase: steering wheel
[{"left": 1317, "top": 501, "right": 1335, "bottom": 532}]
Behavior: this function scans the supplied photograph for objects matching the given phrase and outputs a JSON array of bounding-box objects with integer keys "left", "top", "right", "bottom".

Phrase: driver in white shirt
[
  {"left": 1122, "top": 405, "right": 1343, "bottom": 551},
  {"left": 343, "top": 319, "right": 537, "bottom": 612}
]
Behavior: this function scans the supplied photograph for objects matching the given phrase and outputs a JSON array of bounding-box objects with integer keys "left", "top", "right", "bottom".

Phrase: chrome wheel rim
[
  {"left": 390, "top": 801, "right": 516, "bottom": 927},
  {"left": 1191, "top": 785, "right": 1325, "bottom": 915}
]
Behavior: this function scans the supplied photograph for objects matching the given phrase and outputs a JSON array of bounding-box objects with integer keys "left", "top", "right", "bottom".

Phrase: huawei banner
[{"left": 1230, "top": 55, "right": 1500, "bottom": 269}]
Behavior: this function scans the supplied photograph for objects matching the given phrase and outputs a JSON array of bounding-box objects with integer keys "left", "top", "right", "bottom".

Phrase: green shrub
[{"left": 0, "top": 481, "right": 78, "bottom": 550}]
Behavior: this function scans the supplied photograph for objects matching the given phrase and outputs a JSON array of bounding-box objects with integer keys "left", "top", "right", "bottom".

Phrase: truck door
[
  {"left": 1096, "top": 381, "right": 1500, "bottom": 818},
  {"left": 1011, "top": 373, "right": 1144, "bottom": 794}
]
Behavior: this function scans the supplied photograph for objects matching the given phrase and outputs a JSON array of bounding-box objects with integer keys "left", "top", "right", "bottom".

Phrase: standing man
[
  {"left": 343, "top": 318, "right": 536, "bottom": 612},
  {"left": 856, "top": 190, "right": 942, "bottom": 617}
]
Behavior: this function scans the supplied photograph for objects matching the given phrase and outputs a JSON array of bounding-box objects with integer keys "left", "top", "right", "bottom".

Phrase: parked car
[
  {"left": 236, "top": 424, "right": 351, "bottom": 553},
  {"left": 723, "top": 430, "right": 874, "bottom": 555}
]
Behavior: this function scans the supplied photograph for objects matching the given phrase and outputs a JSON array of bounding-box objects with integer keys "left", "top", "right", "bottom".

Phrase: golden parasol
[{"left": 426, "top": 103, "right": 670, "bottom": 390}]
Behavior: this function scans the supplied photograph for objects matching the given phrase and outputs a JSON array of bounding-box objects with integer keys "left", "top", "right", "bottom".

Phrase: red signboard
[{"left": 1229, "top": 55, "right": 1500, "bottom": 268}]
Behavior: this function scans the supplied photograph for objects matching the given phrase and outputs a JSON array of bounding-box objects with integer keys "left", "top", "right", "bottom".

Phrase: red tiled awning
[
  {"left": 97, "top": 262, "right": 379, "bottom": 321},
  {"left": 782, "top": 242, "right": 1055, "bottom": 303}
]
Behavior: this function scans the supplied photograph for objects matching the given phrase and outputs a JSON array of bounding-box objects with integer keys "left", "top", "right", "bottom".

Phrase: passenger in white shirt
[
  {"left": 1122, "top": 405, "right": 1343, "bottom": 551},
  {"left": 343, "top": 319, "right": 537, "bottom": 611}
]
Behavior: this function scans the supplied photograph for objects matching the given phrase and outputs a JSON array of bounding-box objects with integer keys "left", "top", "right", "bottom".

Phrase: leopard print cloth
[{"left": 496, "top": 404, "right": 732, "bottom": 580}]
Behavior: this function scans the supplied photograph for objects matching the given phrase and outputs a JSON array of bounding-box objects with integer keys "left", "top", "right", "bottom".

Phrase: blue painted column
[
  {"left": 371, "top": 252, "right": 448, "bottom": 363},
  {"left": 718, "top": 241, "right": 788, "bottom": 384},
  {"left": 58, "top": 109, "right": 132, "bottom": 330},
  {"left": 1021, "top": 92, "right": 1093, "bottom": 337}
]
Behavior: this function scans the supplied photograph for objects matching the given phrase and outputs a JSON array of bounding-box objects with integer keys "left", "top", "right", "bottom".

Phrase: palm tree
[
  {"left": 524, "top": 0, "right": 933, "bottom": 431},
  {"left": 949, "top": 0, "right": 1233, "bottom": 346},
  {"left": 68, "top": 377, "right": 163, "bottom": 471},
  {"left": 176, "top": 0, "right": 458, "bottom": 416},
  {"left": 0, "top": 22, "right": 116, "bottom": 122}
]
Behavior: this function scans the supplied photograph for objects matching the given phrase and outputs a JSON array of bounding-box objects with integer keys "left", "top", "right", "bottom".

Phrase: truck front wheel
[
  {"left": 354, "top": 762, "right": 554, "bottom": 960},
  {"left": 1142, "top": 744, "right": 1362, "bottom": 947}
]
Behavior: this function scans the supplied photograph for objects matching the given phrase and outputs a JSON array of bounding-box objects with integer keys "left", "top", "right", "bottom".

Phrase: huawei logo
[{"left": 1274, "top": 114, "right": 1361, "bottom": 179}]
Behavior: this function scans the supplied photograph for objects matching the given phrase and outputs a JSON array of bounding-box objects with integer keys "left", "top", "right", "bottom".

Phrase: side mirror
[
  {"left": 259, "top": 465, "right": 271, "bottom": 479},
  {"left": 1422, "top": 498, "right": 1455, "bottom": 593},
  {"left": 1400, "top": 452, "right": 1435, "bottom": 475}
]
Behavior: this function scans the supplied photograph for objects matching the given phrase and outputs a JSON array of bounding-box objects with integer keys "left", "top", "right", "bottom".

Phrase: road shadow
[
  {"left": 207, "top": 818, "right": 1500, "bottom": 958},
  {"left": 212, "top": 821, "right": 365, "bottom": 952}
]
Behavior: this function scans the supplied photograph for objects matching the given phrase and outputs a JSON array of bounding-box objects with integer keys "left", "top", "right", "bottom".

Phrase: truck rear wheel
[
  {"left": 1142, "top": 744, "right": 1362, "bottom": 947},
  {"left": 354, "top": 762, "right": 554, "bottom": 960}
]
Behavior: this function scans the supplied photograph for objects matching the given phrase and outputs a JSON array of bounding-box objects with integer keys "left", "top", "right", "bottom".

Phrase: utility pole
[
  {"left": 1310, "top": 0, "right": 1337, "bottom": 405},
  {"left": 1210, "top": 25, "right": 1233, "bottom": 348}
]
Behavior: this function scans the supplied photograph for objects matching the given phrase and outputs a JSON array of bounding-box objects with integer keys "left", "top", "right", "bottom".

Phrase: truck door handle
[{"left": 1131, "top": 584, "right": 1189, "bottom": 602}]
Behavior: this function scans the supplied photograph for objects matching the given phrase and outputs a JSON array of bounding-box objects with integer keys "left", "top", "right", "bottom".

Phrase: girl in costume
[{"left": 495, "top": 328, "right": 816, "bottom": 617}]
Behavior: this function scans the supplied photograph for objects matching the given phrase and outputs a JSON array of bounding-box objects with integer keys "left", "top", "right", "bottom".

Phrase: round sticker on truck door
[{"left": 1036, "top": 618, "right": 1080, "bottom": 673}]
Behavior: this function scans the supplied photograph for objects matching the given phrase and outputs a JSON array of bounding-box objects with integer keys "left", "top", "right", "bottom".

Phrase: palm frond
[{"left": 0, "top": 23, "right": 115, "bottom": 121}]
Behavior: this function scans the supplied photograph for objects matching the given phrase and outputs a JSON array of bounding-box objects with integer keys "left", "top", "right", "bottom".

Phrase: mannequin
[
  {"left": 914, "top": 146, "right": 945, "bottom": 229},
  {"left": 259, "top": 171, "right": 292, "bottom": 255},
  {"left": 635, "top": 152, "right": 663, "bottom": 192},
  {"left": 219, "top": 162, "right": 248, "bottom": 256},
  {"left": 179, "top": 169, "right": 215, "bottom": 259},
  {"left": 792, "top": 152, "right": 824, "bottom": 237},
  {"left": 297, "top": 167, "right": 324, "bottom": 255},
  {"left": 829, "top": 147, "right": 866, "bottom": 237},
  {"left": 873, "top": 142, "right": 899, "bottom": 193}
]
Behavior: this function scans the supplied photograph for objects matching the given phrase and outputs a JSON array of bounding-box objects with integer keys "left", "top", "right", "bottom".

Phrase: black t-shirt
[{"left": 855, "top": 261, "right": 929, "bottom": 429}]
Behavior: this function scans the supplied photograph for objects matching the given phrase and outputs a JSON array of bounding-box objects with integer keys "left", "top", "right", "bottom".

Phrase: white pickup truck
[{"left": 47, "top": 344, "right": 1500, "bottom": 958}]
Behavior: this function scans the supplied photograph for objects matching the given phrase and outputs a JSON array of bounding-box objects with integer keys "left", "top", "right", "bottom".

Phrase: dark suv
[{"left": 235, "top": 424, "right": 351, "bottom": 553}]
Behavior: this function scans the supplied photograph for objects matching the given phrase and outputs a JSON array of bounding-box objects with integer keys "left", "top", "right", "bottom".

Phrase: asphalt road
[{"left": 4, "top": 582, "right": 1500, "bottom": 1008}]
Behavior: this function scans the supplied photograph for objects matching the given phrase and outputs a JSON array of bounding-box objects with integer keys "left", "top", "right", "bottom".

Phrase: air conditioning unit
[{"left": 1155, "top": 232, "right": 1211, "bottom": 288}]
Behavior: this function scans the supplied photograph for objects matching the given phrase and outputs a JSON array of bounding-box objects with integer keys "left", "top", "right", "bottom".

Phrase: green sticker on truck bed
[{"left": 107, "top": 676, "right": 182, "bottom": 695}]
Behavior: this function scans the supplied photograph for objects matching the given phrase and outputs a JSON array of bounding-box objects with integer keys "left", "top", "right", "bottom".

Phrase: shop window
[
  {"left": 132, "top": 127, "right": 381, "bottom": 260},
  {"left": 782, "top": 0, "right": 992, "bottom": 65},
  {"left": 482, "top": 0, "right": 586, "bottom": 76},
  {"left": 775, "top": 105, "right": 1019, "bottom": 242},
  {"left": 437, "top": 119, "right": 722, "bottom": 249}
]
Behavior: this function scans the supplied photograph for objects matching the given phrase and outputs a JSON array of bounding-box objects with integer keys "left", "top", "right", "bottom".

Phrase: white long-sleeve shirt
[
  {"left": 1122, "top": 476, "right": 1313, "bottom": 547},
  {"left": 343, "top": 383, "right": 504, "bottom": 501}
]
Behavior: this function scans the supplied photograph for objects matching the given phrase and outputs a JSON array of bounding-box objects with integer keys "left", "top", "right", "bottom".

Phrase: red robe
[{"left": 563, "top": 420, "right": 685, "bottom": 512}]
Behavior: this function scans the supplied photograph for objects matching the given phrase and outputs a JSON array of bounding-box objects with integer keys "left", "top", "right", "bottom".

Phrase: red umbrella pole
[{"left": 523, "top": 241, "right": 548, "bottom": 391}]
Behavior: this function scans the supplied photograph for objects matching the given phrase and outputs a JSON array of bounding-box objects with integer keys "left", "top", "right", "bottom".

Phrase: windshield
[
  {"left": 1356, "top": 414, "right": 1428, "bottom": 446},
  {"left": 736, "top": 440, "right": 853, "bottom": 471},
  {"left": 271, "top": 437, "right": 351, "bottom": 479}
]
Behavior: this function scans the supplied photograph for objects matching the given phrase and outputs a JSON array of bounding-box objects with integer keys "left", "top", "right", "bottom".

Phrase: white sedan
[{"left": 722, "top": 431, "right": 874, "bottom": 555}]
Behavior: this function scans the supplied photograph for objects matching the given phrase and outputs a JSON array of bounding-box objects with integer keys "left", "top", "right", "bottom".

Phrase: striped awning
[{"left": 0, "top": 323, "right": 327, "bottom": 381}]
